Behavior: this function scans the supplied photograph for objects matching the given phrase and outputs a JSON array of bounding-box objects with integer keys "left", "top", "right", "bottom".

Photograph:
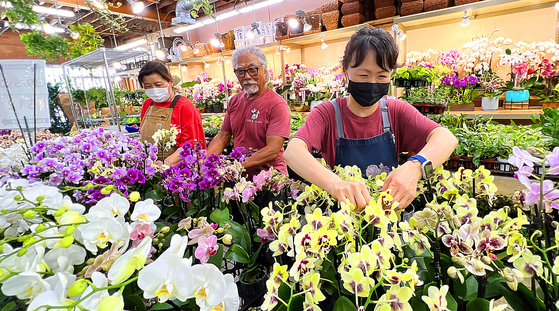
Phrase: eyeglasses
[{"left": 234, "top": 65, "right": 262, "bottom": 78}]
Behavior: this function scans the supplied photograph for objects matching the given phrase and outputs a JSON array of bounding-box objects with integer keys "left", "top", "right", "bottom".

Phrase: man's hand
[
  {"left": 327, "top": 180, "right": 371, "bottom": 211},
  {"left": 382, "top": 161, "right": 422, "bottom": 210}
]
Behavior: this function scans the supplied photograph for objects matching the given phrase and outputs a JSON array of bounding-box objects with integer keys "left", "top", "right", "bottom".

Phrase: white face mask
[{"left": 145, "top": 87, "right": 171, "bottom": 103}]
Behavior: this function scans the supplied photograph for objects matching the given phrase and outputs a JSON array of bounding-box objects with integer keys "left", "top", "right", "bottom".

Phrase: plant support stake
[
  {"left": 33, "top": 62, "right": 37, "bottom": 145},
  {"left": 0, "top": 63, "right": 30, "bottom": 150}
]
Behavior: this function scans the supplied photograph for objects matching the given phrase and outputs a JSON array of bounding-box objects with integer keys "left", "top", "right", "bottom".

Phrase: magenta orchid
[{"left": 195, "top": 235, "right": 218, "bottom": 264}]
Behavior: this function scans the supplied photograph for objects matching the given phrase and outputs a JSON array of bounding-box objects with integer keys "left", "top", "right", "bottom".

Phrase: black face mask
[{"left": 347, "top": 80, "right": 389, "bottom": 107}]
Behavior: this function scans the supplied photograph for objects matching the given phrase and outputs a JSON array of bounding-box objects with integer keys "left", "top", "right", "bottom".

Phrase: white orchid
[
  {"left": 108, "top": 236, "right": 152, "bottom": 285},
  {"left": 43, "top": 244, "right": 86, "bottom": 273},
  {"left": 27, "top": 273, "right": 72, "bottom": 311},
  {"left": 138, "top": 254, "right": 194, "bottom": 302},
  {"left": 191, "top": 264, "right": 227, "bottom": 310},
  {"left": 422, "top": 284, "right": 449, "bottom": 311},
  {"left": 160, "top": 234, "right": 189, "bottom": 261},
  {"left": 212, "top": 274, "right": 240, "bottom": 311},
  {"left": 131, "top": 199, "right": 161, "bottom": 224},
  {"left": 1, "top": 271, "right": 50, "bottom": 300},
  {"left": 79, "top": 217, "right": 124, "bottom": 253},
  {"left": 87, "top": 193, "right": 130, "bottom": 219},
  {"left": 79, "top": 272, "right": 110, "bottom": 310}
]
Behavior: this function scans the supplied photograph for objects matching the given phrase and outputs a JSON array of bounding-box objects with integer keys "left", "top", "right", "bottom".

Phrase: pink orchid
[
  {"left": 188, "top": 218, "right": 216, "bottom": 245},
  {"left": 257, "top": 227, "right": 276, "bottom": 243},
  {"left": 130, "top": 224, "right": 154, "bottom": 248},
  {"left": 195, "top": 235, "right": 218, "bottom": 264}
]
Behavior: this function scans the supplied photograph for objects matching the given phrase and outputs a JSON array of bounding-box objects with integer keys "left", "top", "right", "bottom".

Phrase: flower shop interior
[{"left": 2, "top": 0, "right": 559, "bottom": 310}]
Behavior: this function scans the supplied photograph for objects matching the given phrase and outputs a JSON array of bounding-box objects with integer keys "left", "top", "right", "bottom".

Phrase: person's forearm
[
  {"left": 416, "top": 127, "right": 458, "bottom": 168},
  {"left": 165, "top": 148, "right": 183, "bottom": 166},
  {"left": 206, "top": 131, "right": 230, "bottom": 156},
  {"left": 284, "top": 139, "right": 342, "bottom": 193},
  {"left": 242, "top": 146, "right": 281, "bottom": 171}
]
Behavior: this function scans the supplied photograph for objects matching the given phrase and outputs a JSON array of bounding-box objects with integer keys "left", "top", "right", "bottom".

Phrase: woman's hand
[
  {"left": 327, "top": 180, "right": 371, "bottom": 211},
  {"left": 382, "top": 161, "right": 422, "bottom": 210}
]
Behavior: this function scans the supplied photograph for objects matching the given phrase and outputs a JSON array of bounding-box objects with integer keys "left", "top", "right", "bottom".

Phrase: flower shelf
[{"left": 394, "top": 78, "right": 429, "bottom": 88}]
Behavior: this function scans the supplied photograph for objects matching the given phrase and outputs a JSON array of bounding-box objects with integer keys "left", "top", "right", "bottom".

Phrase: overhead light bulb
[
  {"left": 43, "top": 23, "right": 54, "bottom": 34},
  {"left": 460, "top": 11, "right": 470, "bottom": 27},
  {"left": 131, "top": 0, "right": 144, "bottom": 13},
  {"left": 288, "top": 18, "right": 299, "bottom": 29},
  {"left": 555, "top": 2, "right": 559, "bottom": 11},
  {"left": 303, "top": 19, "right": 311, "bottom": 32},
  {"left": 217, "top": 57, "right": 223, "bottom": 66},
  {"left": 219, "top": 40, "right": 225, "bottom": 48},
  {"left": 180, "top": 44, "right": 187, "bottom": 52},
  {"left": 181, "top": 65, "right": 187, "bottom": 72},
  {"left": 91, "top": 0, "right": 106, "bottom": 10},
  {"left": 246, "top": 30, "right": 255, "bottom": 40},
  {"left": 204, "top": 60, "right": 210, "bottom": 68},
  {"left": 321, "top": 38, "right": 328, "bottom": 50},
  {"left": 70, "top": 30, "right": 80, "bottom": 39},
  {"left": 284, "top": 46, "right": 290, "bottom": 53},
  {"left": 211, "top": 38, "right": 220, "bottom": 47},
  {"left": 193, "top": 47, "right": 200, "bottom": 54},
  {"left": 113, "top": 62, "right": 122, "bottom": 69},
  {"left": 275, "top": 45, "right": 281, "bottom": 55},
  {"left": 398, "top": 32, "right": 406, "bottom": 41},
  {"left": 155, "top": 49, "right": 166, "bottom": 59},
  {"left": 226, "top": 58, "right": 230, "bottom": 65}
]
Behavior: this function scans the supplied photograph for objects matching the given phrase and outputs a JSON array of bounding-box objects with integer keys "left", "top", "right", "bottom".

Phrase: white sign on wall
[{"left": 0, "top": 59, "right": 50, "bottom": 130}]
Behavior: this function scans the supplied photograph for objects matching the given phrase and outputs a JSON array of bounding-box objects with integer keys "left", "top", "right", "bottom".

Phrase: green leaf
[
  {"left": 333, "top": 296, "right": 357, "bottom": 311},
  {"left": 210, "top": 208, "right": 229, "bottom": 224},
  {"left": 289, "top": 295, "right": 305, "bottom": 311},
  {"left": 501, "top": 282, "right": 544, "bottom": 311},
  {"left": 149, "top": 303, "right": 174, "bottom": 310},
  {"left": 220, "top": 220, "right": 251, "bottom": 254},
  {"left": 224, "top": 244, "right": 250, "bottom": 263},
  {"left": 446, "top": 291, "right": 458, "bottom": 311},
  {"left": 463, "top": 275, "right": 479, "bottom": 302},
  {"left": 180, "top": 80, "right": 201, "bottom": 88},
  {"left": 124, "top": 294, "right": 147, "bottom": 311},
  {"left": 409, "top": 297, "right": 429, "bottom": 311},
  {"left": 145, "top": 188, "right": 165, "bottom": 201},
  {"left": 465, "top": 298, "right": 489, "bottom": 311},
  {"left": 0, "top": 302, "right": 16, "bottom": 311},
  {"left": 208, "top": 244, "right": 224, "bottom": 268}
]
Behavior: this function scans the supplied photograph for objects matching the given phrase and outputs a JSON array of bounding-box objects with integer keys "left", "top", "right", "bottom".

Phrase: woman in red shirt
[
  {"left": 138, "top": 60, "right": 206, "bottom": 166},
  {"left": 284, "top": 26, "right": 457, "bottom": 211}
]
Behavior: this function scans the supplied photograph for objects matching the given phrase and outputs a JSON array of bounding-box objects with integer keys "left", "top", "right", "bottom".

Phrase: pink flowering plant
[{"left": 441, "top": 75, "right": 479, "bottom": 105}]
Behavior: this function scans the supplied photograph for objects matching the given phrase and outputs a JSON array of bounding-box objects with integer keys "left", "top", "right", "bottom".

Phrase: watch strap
[{"left": 408, "top": 154, "right": 427, "bottom": 163}]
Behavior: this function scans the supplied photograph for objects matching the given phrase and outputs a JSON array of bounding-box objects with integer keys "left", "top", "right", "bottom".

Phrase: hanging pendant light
[
  {"left": 321, "top": 38, "right": 328, "bottom": 50},
  {"left": 460, "top": 11, "right": 470, "bottom": 27}
]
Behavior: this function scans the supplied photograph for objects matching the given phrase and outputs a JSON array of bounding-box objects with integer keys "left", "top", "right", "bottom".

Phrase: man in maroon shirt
[{"left": 206, "top": 45, "right": 290, "bottom": 178}]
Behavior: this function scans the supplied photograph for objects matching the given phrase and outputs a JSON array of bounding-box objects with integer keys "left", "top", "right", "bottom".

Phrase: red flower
[{"left": 527, "top": 68, "right": 536, "bottom": 75}]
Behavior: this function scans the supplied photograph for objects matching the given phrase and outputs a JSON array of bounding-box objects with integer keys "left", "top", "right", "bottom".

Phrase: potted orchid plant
[{"left": 441, "top": 75, "right": 479, "bottom": 111}]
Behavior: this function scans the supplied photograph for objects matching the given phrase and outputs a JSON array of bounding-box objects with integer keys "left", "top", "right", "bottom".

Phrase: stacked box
[
  {"left": 400, "top": 0, "right": 423, "bottom": 16},
  {"left": 424, "top": 0, "right": 451, "bottom": 11}
]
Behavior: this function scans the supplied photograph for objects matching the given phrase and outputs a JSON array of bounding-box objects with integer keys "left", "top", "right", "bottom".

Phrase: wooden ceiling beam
[{"left": 40, "top": 0, "right": 175, "bottom": 23}]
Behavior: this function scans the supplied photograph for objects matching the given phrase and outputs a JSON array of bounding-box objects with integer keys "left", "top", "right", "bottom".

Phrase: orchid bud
[
  {"left": 0, "top": 270, "right": 4, "bottom": 278},
  {"left": 23, "top": 210, "right": 36, "bottom": 219},
  {"left": 22, "top": 237, "right": 37, "bottom": 247},
  {"left": 0, "top": 244, "right": 3, "bottom": 252},
  {"left": 17, "top": 248, "right": 28, "bottom": 257},
  {"left": 86, "top": 183, "right": 95, "bottom": 189},
  {"left": 54, "top": 208, "right": 66, "bottom": 217},
  {"left": 447, "top": 266, "right": 458, "bottom": 279},
  {"left": 0, "top": 209, "right": 8, "bottom": 213},
  {"left": 216, "top": 228, "right": 224, "bottom": 234},
  {"left": 527, "top": 147, "right": 536, "bottom": 155},
  {"left": 100, "top": 187, "right": 112, "bottom": 195},
  {"left": 129, "top": 192, "right": 140, "bottom": 202},
  {"left": 223, "top": 234, "right": 232, "bottom": 245},
  {"left": 13, "top": 195, "right": 21, "bottom": 201},
  {"left": 224, "top": 224, "right": 231, "bottom": 229},
  {"left": 17, "top": 235, "right": 30, "bottom": 242},
  {"left": 65, "top": 226, "right": 76, "bottom": 236},
  {"left": 502, "top": 268, "right": 515, "bottom": 282},
  {"left": 98, "top": 296, "right": 124, "bottom": 311},
  {"left": 153, "top": 238, "right": 159, "bottom": 244},
  {"left": 61, "top": 236, "right": 74, "bottom": 248},
  {"left": 67, "top": 279, "right": 88, "bottom": 296},
  {"left": 160, "top": 227, "right": 170, "bottom": 233},
  {"left": 86, "top": 258, "right": 95, "bottom": 265},
  {"left": 158, "top": 243, "right": 163, "bottom": 248},
  {"left": 473, "top": 258, "right": 485, "bottom": 271},
  {"left": 456, "top": 257, "right": 467, "bottom": 266},
  {"left": 481, "top": 256, "right": 492, "bottom": 265},
  {"left": 36, "top": 195, "right": 45, "bottom": 202}
]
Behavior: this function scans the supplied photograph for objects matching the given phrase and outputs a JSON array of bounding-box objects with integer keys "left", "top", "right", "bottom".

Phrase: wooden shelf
[{"left": 447, "top": 108, "right": 542, "bottom": 120}]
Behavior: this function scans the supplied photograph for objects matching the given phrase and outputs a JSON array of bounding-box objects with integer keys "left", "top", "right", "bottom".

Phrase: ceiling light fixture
[
  {"left": 127, "top": 0, "right": 144, "bottom": 14},
  {"left": 391, "top": 23, "right": 407, "bottom": 41},
  {"left": 238, "top": 0, "right": 284, "bottom": 13},
  {"left": 217, "top": 56, "right": 224, "bottom": 66},
  {"left": 215, "top": 10, "right": 239, "bottom": 21},
  {"left": 180, "top": 44, "right": 187, "bottom": 52},
  {"left": 113, "top": 62, "right": 122, "bottom": 70},
  {"left": 43, "top": 23, "right": 54, "bottom": 34},
  {"left": 275, "top": 44, "right": 290, "bottom": 55},
  {"left": 155, "top": 48, "right": 167, "bottom": 60},
  {"left": 204, "top": 60, "right": 210, "bottom": 68},
  {"left": 321, "top": 38, "right": 328, "bottom": 50},
  {"left": 246, "top": 0, "right": 263, "bottom": 41},
  {"left": 460, "top": 11, "right": 470, "bottom": 27},
  {"left": 91, "top": 0, "right": 106, "bottom": 10},
  {"left": 32, "top": 6, "right": 75, "bottom": 17},
  {"left": 288, "top": 0, "right": 307, "bottom": 31},
  {"left": 115, "top": 38, "right": 147, "bottom": 51},
  {"left": 181, "top": 65, "right": 187, "bottom": 72}
]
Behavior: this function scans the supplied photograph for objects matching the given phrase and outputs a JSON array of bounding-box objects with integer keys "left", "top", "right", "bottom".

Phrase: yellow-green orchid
[
  {"left": 506, "top": 232, "right": 528, "bottom": 262},
  {"left": 302, "top": 271, "right": 326, "bottom": 304},
  {"left": 306, "top": 208, "right": 331, "bottom": 231},
  {"left": 372, "top": 240, "right": 393, "bottom": 271},
  {"left": 421, "top": 284, "right": 449, "bottom": 311},
  {"left": 261, "top": 280, "right": 279, "bottom": 310},
  {"left": 290, "top": 253, "right": 318, "bottom": 281},
  {"left": 310, "top": 226, "right": 338, "bottom": 257},
  {"left": 513, "top": 252, "right": 544, "bottom": 278},
  {"left": 270, "top": 263, "right": 289, "bottom": 286},
  {"left": 502, "top": 267, "right": 524, "bottom": 291},
  {"left": 348, "top": 244, "right": 378, "bottom": 275},
  {"left": 413, "top": 208, "right": 438, "bottom": 232},
  {"left": 374, "top": 284, "right": 413, "bottom": 311},
  {"left": 341, "top": 267, "right": 373, "bottom": 297},
  {"left": 269, "top": 230, "right": 294, "bottom": 257}
]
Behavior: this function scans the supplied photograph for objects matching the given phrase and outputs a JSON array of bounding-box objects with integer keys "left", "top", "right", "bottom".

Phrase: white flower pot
[{"left": 481, "top": 96, "right": 499, "bottom": 110}]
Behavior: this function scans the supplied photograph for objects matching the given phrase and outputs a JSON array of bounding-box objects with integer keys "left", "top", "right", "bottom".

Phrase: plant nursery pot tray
[
  {"left": 448, "top": 103, "right": 474, "bottom": 111},
  {"left": 542, "top": 102, "right": 559, "bottom": 109}
]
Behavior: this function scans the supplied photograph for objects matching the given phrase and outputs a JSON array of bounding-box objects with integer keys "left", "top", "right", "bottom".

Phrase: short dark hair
[
  {"left": 138, "top": 60, "right": 173, "bottom": 87},
  {"left": 342, "top": 26, "right": 399, "bottom": 72}
]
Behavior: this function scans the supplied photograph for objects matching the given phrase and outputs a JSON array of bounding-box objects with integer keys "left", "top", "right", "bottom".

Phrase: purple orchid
[
  {"left": 508, "top": 146, "right": 539, "bottom": 168},
  {"left": 526, "top": 180, "right": 559, "bottom": 212}
]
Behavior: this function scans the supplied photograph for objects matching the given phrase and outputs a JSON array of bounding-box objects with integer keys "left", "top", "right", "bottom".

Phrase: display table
[{"left": 447, "top": 108, "right": 542, "bottom": 124}]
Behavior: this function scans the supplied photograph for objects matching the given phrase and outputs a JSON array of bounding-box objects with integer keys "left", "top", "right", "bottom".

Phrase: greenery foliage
[
  {"left": 47, "top": 82, "right": 71, "bottom": 134},
  {"left": 19, "top": 31, "right": 69, "bottom": 61},
  {"left": 68, "top": 23, "right": 104, "bottom": 58},
  {"left": 4, "top": 0, "right": 40, "bottom": 27}
]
